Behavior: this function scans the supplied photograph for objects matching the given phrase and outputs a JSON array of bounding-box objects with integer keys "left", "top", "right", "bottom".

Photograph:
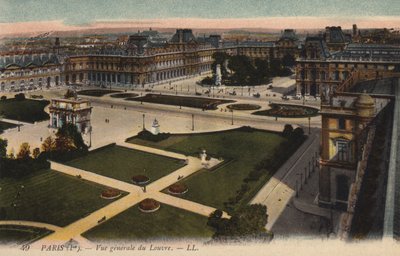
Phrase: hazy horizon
[{"left": 0, "top": 0, "right": 399, "bottom": 37}]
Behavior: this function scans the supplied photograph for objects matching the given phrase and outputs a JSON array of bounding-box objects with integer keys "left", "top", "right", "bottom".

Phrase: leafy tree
[
  {"left": 32, "top": 147, "right": 41, "bottom": 159},
  {"left": 14, "top": 93, "right": 25, "bottom": 101},
  {"left": 282, "top": 124, "right": 294, "bottom": 138},
  {"left": 41, "top": 136, "right": 56, "bottom": 152},
  {"left": 208, "top": 204, "right": 269, "bottom": 241},
  {"left": 17, "top": 143, "right": 31, "bottom": 159},
  {"left": 55, "top": 135, "right": 76, "bottom": 152},
  {"left": 0, "top": 138, "right": 7, "bottom": 158},
  {"left": 56, "top": 123, "right": 88, "bottom": 151}
]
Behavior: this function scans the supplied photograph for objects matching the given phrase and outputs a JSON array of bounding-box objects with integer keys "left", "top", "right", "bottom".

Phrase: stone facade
[{"left": 48, "top": 97, "right": 92, "bottom": 134}]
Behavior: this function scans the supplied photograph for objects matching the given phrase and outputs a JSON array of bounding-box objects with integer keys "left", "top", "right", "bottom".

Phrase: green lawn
[
  {"left": 127, "top": 128, "right": 286, "bottom": 211},
  {"left": 126, "top": 94, "right": 234, "bottom": 110},
  {"left": 77, "top": 89, "right": 121, "bottom": 97},
  {"left": 0, "top": 99, "right": 49, "bottom": 123},
  {"left": 0, "top": 169, "right": 121, "bottom": 227},
  {"left": 83, "top": 204, "right": 213, "bottom": 241},
  {"left": 65, "top": 145, "right": 185, "bottom": 184},
  {"left": 0, "top": 121, "right": 17, "bottom": 133},
  {"left": 0, "top": 225, "right": 52, "bottom": 245}
]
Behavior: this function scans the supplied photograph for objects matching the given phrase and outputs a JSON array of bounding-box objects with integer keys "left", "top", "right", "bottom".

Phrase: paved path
[
  {"left": 118, "top": 141, "right": 188, "bottom": 160},
  {"left": 251, "top": 128, "right": 320, "bottom": 230},
  {"left": 154, "top": 192, "right": 230, "bottom": 218}
]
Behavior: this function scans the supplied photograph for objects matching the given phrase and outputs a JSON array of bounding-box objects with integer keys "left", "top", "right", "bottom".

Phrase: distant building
[
  {"left": 48, "top": 96, "right": 92, "bottom": 134},
  {"left": 0, "top": 52, "right": 62, "bottom": 91},
  {"left": 295, "top": 42, "right": 400, "bottom": 97},
  {"left": 324, "top": 26, "right": 347, "bottom": 52},
  {"left": 275, "top": 29, "right": 301, "bottom": 59}
]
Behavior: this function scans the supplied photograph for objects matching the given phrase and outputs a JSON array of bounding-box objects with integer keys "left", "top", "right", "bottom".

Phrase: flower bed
[
  {"left": 227, "top": 104, "right": 261, "bottom": 111},
  {"left": 100, "top": 188, "right": 122, "bottom": 199},
  {"left": 131, "top": 175, "right": 150, "bottom": 185},
  {"left": 110, "top": 93, "right": 139, "bottom": 99},
  {"left": 168, "top": 183, "right": 189, "bottom": 195},
  {"left": 138, "top": 198, "right": 160, "bottom": 213},
  {"left": 253, "top": 103, "right": 319, "bottom": 118}
]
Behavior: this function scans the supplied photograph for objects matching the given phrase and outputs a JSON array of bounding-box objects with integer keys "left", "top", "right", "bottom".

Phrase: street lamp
[
  {"left": 308, "top": 116, "right": 311, "bottom": 134},
  {"left": 296, "top": 173, "right": 303, "bottom": 190},
  {"left": 142, "top": 114, "right": 145, "bottom": 130},
  {"left": 231, "top": 109, "right": 234, "bottom": 125},
  {"left": 304, "top": 167, "right": 308, "bottom": 184},
  {"left": 191, "top": 114, "right": 194, "bottom": 131}
]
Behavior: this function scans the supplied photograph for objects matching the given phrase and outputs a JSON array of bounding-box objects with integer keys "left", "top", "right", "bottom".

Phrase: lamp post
[
  {"left": 191, "top": 114, "right": 194, "bottom": 131},
  {"left": 142, "top": 114, "right": 145, "bottom": 131},
  {"left": 308, "top": 116, "right": 311, "bottom": 134},
  {"left": 231, "top": 109, "right": 234, "bottom": 125},
  {"left": 304, "top": 167, "right": 308, "bottom": 184},
  {"left": 297, "top": 173, "right": 303, "bottom": 190}
]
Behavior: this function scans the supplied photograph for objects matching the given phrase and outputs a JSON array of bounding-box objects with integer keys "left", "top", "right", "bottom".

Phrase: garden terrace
[
  {"left": 128, "top": 127, "right": 302, "bottom": 212},
  {"left": 65, "top": 145, "right": 185, "bottom": 184},
  {"left": 0, "top": 169, "right": 121, "bottom": 227},
  {"left": 126, "top": 94, "right": 235, "bottom": 110},
  {"left": 77, "top": 89, "right": 121, "bottom": 97},
  {"left": 0, "top": 225, "right": 52, "bottom": 245},
  {"left": 82, "top": 204, "right": 213, "bottom": 241},
  {"left": 0, "top": 98, "right": 49, "bottom": 123},
  {"left": 253, "top": 103, "right": 319, "bottom": 118}
]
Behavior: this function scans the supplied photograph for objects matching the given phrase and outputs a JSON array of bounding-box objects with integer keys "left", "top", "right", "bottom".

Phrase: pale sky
[{"left": 0, "top": 0, "right": 399, "bottom": 36}]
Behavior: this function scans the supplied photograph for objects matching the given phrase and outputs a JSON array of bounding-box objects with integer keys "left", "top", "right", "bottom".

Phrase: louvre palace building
[{"left": 0, "top": 28, "right": 300, "bottom": 91}]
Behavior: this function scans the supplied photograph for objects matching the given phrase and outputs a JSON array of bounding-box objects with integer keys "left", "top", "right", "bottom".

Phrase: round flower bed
[
  {"left": 227, "top": 103, "right": 261, "bottom": 111},
  {"left": 138, "top": 198, "right": 160, "bottom": 213},
  {"left": 253, "top": 104, "right": 319, "bottom": 118},
  {"left": 168, "top": 183, "right": 188, "bottom": 195},
  {"left": 131, "top": 175, "right": 150, "bottom": 185},
  {"left": 100, "top": 188, "right": 122, "bottom": 199}
]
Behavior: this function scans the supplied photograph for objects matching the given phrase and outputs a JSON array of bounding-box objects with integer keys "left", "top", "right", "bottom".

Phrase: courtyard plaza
[
  {"left": 0, "top": 77, "right": 326, "bottom": 245},
  {"left": 1, "top": 80, "right": 321, "bottom": 152}
]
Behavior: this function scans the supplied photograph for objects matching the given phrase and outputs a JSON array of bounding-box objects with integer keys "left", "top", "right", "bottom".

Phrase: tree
[
  {"left": 207, "top": 204, "right": 269, "bottom": 241},
  {"left": 0, "top": 95, "right": 6, "bottom": 101},
  {"left": 41, "top": 136, "right": 56, "bottom": 152},
  {"left": 282, "top": 124, "right": 294, "bottom": 138},
  {"left": 56, "top": 123, "right": 88, "bottom": 151},
  {"left": 0, "top": 138, "right": 7, "bottom": 158},
  {"left": 55, "top": 135, "right": 76, "bottom": 152},
  {"left": 14, "top": 93, "right": 25, "bottom": 101},
  {"left": 32, "top": 147, "right": 41, "bottom": 159},
  {"left": 17, "top": 143, "right": 31, "bottom": 159}
]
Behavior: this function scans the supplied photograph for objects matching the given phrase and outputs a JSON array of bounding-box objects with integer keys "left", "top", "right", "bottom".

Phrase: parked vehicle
[
  {"left": 281, "top": 95, "right": 290, "bottom": 100},
  {"left": 253, "top": 92, "right": 260, "bottom": 98},
  {"left": 229, "top": 91, "right": 237, "bottom": 96}
]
